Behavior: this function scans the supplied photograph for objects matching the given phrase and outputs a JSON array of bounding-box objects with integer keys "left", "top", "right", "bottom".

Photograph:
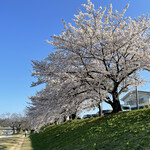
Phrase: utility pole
[{"left": 136, "top": 86, "right": 139, "bottom": 109}]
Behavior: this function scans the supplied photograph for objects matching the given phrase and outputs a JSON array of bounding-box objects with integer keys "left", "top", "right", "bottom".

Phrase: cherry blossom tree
[
  {"left": 28, "top": 76, "right": 103, "bottom": 129},
  {"left": 30, "top": 51, "right": 109, "bottom": 128},
  {"left": 45, "top": 0, "right": 150, "bottom": 112},
  {"left": 28, "top": 0, "right": 150, "bottom": 129}
]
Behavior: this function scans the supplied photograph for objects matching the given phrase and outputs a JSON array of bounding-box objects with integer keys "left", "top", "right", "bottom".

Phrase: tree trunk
[
  {"left": 12, "top": 126, "right": 15, "bottom": 134},
  {"left": 98, "top": 103, "right": 103, "bottom": 116},
  {"left": 111, "top": 94, "right": 122, "bottom": 113}
]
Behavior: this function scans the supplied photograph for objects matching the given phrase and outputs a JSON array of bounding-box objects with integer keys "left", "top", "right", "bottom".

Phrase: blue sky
[{"left": 0, "top": 0, "right": 150, "bottom": 115}]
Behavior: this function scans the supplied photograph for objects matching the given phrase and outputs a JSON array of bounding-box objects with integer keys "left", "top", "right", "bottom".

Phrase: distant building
[{"left": 121, "top": 90, "right": 150, "bottom": 110}]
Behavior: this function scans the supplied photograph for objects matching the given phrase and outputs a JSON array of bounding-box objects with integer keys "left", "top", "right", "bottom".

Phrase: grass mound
[{"left": 30, "top": 108, "right": 150, "bottom": 150}]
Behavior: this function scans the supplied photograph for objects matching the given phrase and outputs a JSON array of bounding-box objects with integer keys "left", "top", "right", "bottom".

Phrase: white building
[{"left": 121, "top": 90, "right": 150, "bottom": 110}]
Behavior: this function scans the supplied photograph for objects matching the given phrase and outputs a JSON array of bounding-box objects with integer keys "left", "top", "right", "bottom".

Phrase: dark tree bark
[
  {"left": 111, "top": 100, "right": 122, "bottom": 113},
  {"left": 98, "top": 103, "right": 103, "bottom": 116},
  {"left": 111, "top": 90, "right": 122, "bottom": 113},
  {"left": 12, "top": 125, "right": 15, "bottom": 134}
]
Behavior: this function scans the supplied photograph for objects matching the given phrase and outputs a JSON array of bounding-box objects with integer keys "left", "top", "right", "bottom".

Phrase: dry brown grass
[{"left": 0, "top": 134, "right": 33, "bottom": 150}]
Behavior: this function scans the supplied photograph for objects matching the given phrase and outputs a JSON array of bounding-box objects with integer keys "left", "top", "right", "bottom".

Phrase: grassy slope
[{"left": 30, "top": 108, "right": 150, "bottom": 150}]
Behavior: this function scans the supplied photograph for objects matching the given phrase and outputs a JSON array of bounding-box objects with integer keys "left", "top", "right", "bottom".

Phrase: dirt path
[
  {"left": 0, "top": 135, "right": 14, "bottom": 139},
  {"left": 0, "top": 134, "right": 32, "bottom": 150},
  {"left": 9, "top": 135, "right": 25, "bottom": 150}
]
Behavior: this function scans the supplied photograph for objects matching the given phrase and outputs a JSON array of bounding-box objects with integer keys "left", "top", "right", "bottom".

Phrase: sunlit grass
[
  {"left": 22, "top": 135, "right": 33, "bottom": 150},
  {"left": 0, "top": 135, "right": 21, "bottom": 150},
  {"left": 30, "top": 108, "right": 150, "bottom": 150}
]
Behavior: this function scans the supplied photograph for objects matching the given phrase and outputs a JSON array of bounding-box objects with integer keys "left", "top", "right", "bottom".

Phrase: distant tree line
[{"left": 0, "top": 112, "right": 30, "bottom": 133}]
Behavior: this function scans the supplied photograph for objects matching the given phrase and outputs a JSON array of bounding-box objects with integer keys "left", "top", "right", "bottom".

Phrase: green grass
[
  {"left": 21, "top": 135, "right": 33, "bottom": 150},
  {"left": 0, "top": 134, "right": 33, "bottom": 150},
  {"left": 0, "top": 134, "right": 22, "bottom": 150},
  {"left": 30, "top": 108, "right": 150, "bottom": 150}
]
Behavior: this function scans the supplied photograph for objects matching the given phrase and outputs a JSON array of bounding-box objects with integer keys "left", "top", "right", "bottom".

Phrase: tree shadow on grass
[
  {"left": 0, "top": 145, "right": 7, "bottom": 150},
  {"left": 0, "top": 136, "right": 20, "bottom": 150}
]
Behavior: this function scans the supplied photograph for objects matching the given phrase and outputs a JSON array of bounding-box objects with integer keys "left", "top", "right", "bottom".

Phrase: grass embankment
[{"left": 30, "top": 108, "right": 150, "bottom": 150}]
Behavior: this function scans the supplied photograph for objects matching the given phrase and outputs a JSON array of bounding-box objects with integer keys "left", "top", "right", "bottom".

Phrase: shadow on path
[{"left": 0, "top": 134, "right": 33, "bottom": 150}]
